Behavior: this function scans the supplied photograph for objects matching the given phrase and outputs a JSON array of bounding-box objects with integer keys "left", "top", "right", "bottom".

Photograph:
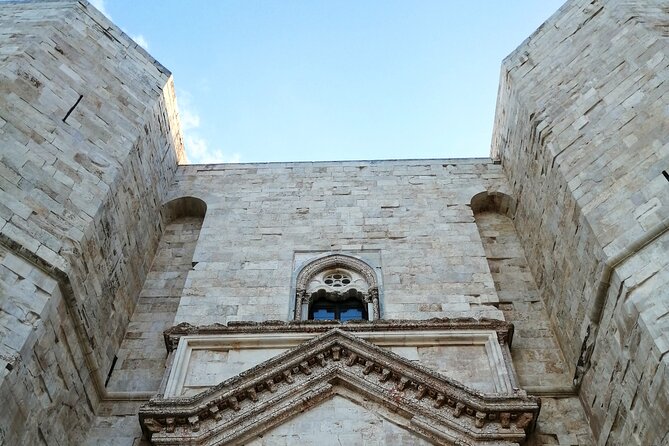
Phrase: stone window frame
[{"left": 292, "top": 254, "right": 381, "bottom": 321}]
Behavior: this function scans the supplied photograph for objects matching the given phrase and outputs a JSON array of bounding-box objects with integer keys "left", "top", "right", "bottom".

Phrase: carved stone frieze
[{"left": 143, "top": 328, "right": 538, "bottom": 445}]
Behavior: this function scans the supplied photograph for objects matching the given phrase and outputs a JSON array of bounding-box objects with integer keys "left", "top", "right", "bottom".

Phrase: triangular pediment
[{"left": 140, "top": 329, "right": 540, "bottom": 445}]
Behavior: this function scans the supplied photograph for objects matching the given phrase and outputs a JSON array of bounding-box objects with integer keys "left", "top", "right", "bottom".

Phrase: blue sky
[{"left": 91, "top": 1, "right": 565, "bottom": 163}]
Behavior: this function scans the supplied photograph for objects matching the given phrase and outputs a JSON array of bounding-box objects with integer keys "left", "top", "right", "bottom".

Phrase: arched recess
[
  {"left": 155, "top": 196, "right": 207, "bottom": 304},
  {"left": 293, "top": 254, "right": 380, "bottom": 322},
  {"left": 470, "top": 190, "right": 516, "bottom": 218},
  {"left": 160, "top": 196, "right": 207, "bottom": 224},
  {"left": 471, "top": 191, "right": 570, "bottom": 395},
  {"left": 106, "top": 196, "right": 207, "bottom": 392}
]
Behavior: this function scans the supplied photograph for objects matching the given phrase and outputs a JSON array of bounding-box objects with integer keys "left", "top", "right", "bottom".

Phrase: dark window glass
[
  {"left": 312, "top": 308, "right": 336, "bottom": 320},
  {"left": 339, "top": 308, "right": 363, "bottom": 321},
  {"left": 309, "top": 297, "right": 367, "bottom": 321}
]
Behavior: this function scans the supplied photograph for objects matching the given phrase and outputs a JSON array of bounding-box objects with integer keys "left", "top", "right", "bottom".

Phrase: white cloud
[
  {"left": 179, "top": 106, "right": 200, "bottom": 132},
  {"left": 88, "top": 0, "right": 110, "bottom": 18},
  {"left": 184, "top": 134, "right": 241, "bottom": 164},
  {"left": 177, "top": 91, "right": 240, "bottom": 164},
  {"left": 131, "top": 34, "right": 149, "bottom": 51}
]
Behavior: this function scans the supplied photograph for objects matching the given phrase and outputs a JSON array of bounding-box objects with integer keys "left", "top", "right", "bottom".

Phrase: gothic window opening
[{"left": 293, "top": 255, "right": 380, "bottom": 321}]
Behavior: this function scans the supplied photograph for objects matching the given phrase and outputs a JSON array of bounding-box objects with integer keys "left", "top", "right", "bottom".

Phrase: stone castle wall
[
  {"left": 1, "top": 0, "right": 667, "bottom": 445},
  {"left": 171, "top": 160, "right": 506, "bottom": 325},
  {"left": 157, "top": 160, "right": 590, "bottom": 444},
  {"left": 492, "top": 0, "right": 669, "bottom": 443},
  {"left": 0, "top": 1, "right": 183, "bottom": 444},
  {"left": 473, "top": 209, "right": 592, "bottom": 444}
]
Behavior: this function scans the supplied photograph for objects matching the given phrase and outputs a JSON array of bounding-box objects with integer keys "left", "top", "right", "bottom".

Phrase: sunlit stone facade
[{"left": 0, "top": 1, "right": 667, "bottom": 445}]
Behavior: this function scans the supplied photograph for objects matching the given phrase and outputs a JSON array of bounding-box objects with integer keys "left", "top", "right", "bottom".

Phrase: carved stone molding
[
  {"left": 293, "top": 254, "right": 381, "bottom": 321},
  {"left": 295, "top": 254, "right": 378, "bottom": 292},
  {"left": 163, "top": 318, "right": 514, "bottom": 352},
  {"left": 142, "top": 329, "right": 538, "bottom": 445}
]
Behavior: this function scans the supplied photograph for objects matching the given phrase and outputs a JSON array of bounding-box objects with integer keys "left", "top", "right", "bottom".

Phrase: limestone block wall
[
  {"left": 491, "top": 0, "right": 669, "bottom": 443},
  {"left": 476, "top": 211, "right": 565, "bottom": 386},
  {"left": 578, "top": 232, "right": 669, "bottom": 444},
  {"left": 107, "top": 216, "right": 202, "bottom": 393},
  {"left": 0, "top": 246, "right": 93, "bottom": 444},
  {"left": 0, "top": 1, "right": 184, "bottom": 443},
  {"left": 170, "top": 160, "right": 507, "bottom": 325},
  {"left": 473, "top": 209, "right": 593, "bottom": 444},
  {"left": 471, "top": 193, "right": 571, "bottom": 390}
]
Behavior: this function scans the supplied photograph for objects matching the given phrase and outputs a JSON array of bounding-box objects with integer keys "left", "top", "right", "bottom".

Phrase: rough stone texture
[
  {"left": 0, "top": 1, "right": 184, "bottom": 444},
  {"left": 0, "top": 246, "right": 54, "bottom": 376},
  {"left": 107, "top": 216, "right": 202, "bottom": 393},
  {"left": 474, "top": 210, "right": 594, "bottom": 444},
  {"left": 85, "top": 413, "right": 148, "bottom": 446},
  {"left": 0, "top": 246, "right": 93, "bottom": 445},
  {"left": 172, "top": 160, "right": 506, "bottom": 326},
  {"left": 245, "top": 395, "right": 434, "bottom": 446},
  {"left": 578, "top": 232, "right": 669, "bottom": 445},
  {"left": 526, "top": 397, "right": 594, "bottom": 446},
  {"left": 1, "top": 0, "right": 667, "bottom": 444},
  {"left": 492, "top": 0, "right": 669, "bottom": 443},
  {"left": 474, "top": 211, "right": 571, "bottom": 390}
]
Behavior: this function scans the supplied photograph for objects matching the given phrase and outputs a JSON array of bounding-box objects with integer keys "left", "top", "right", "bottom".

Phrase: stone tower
[{"left": 0, "top": 0, "right": 666, "bottom": 445}]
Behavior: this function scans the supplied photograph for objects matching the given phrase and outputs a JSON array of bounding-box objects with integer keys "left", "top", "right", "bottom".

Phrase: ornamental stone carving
[
  {"left": 141, "top": 328, "right": 540, "bottom": 445},
  {"left": 293, "top": 254, "right": 380, "bottom": 321}
]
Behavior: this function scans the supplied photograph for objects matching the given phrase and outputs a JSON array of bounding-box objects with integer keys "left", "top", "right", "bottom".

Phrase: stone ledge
[{"left": 163, "top": 318, "right": 515, "bottom": 352}]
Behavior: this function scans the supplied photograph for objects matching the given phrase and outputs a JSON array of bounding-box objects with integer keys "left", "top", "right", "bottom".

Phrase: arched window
[{"left": 293, "top": 255, "right": 380, "bottom": 321}]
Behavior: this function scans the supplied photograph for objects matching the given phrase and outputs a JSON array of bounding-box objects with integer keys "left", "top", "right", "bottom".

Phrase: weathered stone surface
[
  {"left": 492, "top": 0, "right": 669, "bottom": 443},
  {"left": 1, "top": 0, "right": 667, "bottom": 445},
  {"left": 0, "top": 1, "right": 183, "bottom": 444},
  {"left": 474, "top": 210, "right": 573, "bottom": 391},
  {"left": 0, "top": 246, "right": 94, "bottom": 445},
  {"left": 245, "top": 395, "right": 434, "bottom": 445},
  {"left": 526, "top": 397, "right": 594, "bottom": 446},
  {"left": 106, "top": 216, "right": 203, "bottom": 393},
  {"left": 171, "top": 160, "right": 506, "bottom": 326},
  {"left": 140, "top": 329, "right": 540, "bottom": 445}
]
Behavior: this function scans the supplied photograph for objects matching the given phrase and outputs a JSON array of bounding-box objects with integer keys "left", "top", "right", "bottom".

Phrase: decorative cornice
[
  {"left": 143, "top": 328, "right": 536, "bottom": 445},
  {"left": 163, "top": 318, "right": 514, "bottom": 352}
]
